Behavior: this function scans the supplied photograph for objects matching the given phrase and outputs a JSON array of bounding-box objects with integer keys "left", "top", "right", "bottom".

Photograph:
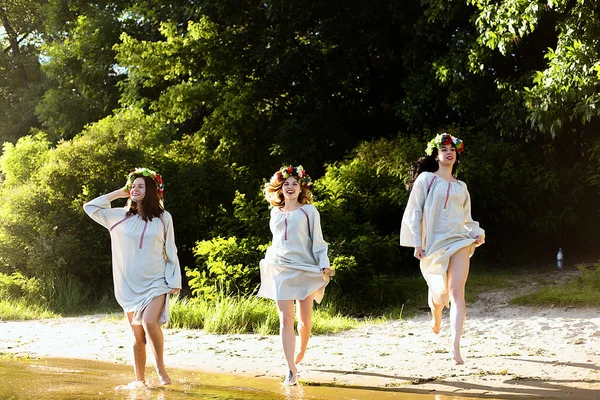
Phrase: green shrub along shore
[{"left": 2, "top": 265, "right": 600, "bottom": 334}]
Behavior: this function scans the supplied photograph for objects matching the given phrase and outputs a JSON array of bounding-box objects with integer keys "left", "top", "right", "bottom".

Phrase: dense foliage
[{"left": 0, "top": 0, "right": 598, "bottom": 311}]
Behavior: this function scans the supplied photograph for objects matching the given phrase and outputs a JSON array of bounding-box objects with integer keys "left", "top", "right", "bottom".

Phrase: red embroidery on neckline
[
  {"left": 443, "top": 182, "right": 451, "bottom": 209},
  {"left": 139, "top": 220, "right": 148, "bottom": 249},
  {"left": 299, "top": 207, "right": 312, "bottom": 240},
  {"left": 110, "top": 215, "right": 167, "bottom": 250},
  {"left": 109, "top": 215, "right": 131, "bottom": 231}
]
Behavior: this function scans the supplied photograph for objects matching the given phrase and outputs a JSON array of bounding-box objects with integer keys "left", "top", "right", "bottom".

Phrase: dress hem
[
  {"left": 257, "top": 284, "right": 328, "bottom": 304},
  {"left": 421, "top": 240, "right": 477, "bottom": 310},
  {"left": 126, "top": 291, "right": 172, "bottom": 326}
]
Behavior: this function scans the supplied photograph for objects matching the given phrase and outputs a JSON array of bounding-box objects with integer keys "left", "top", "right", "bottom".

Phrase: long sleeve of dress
[
  {"left": 400, "top": 173, "right": 430, "bottom": 247},
  {"left": 162, "top": 211, "right": 182, "bottom": 289},
  {"left": 462, "top": 184, "right": 485, "bottom": 239},
  {"left": 308, "top": 205, "right": 330, "bottom": 270},
  {"left": 83, "top": 195, "right": 126, "bottom": 229}
]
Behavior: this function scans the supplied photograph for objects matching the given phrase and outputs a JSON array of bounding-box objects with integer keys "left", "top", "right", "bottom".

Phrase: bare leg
[
  {"left": 275, "top": 300, "right": 297, "bottom": 379},
  {"left": 126, "top": 312, "right": 147, "bottom": 384},
  {"left": 430, "top": 301, "right": 444, "bottom": 334},
  {"left": 141, "top": 294, "right": 171, "bottom": 385},
  {"left": 295, "top": 293, "right": 315, "bottom": 364},
  {"left": 447, "top": 246, "right": 471, "bottom": 365}
]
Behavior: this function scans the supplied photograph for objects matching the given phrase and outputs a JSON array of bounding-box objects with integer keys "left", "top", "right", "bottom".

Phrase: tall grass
[
  {"left": 42, "top": 274, "right": 91, "bottom": 313},
  {"left": 511, "top": 265, "right": 600, "bottom": 306},
  {"left": 0, "top": 271, "right": 57, "bottom": 320},
  {"left": 0, "top": 299, "right": 57, "bottom": 320},
  {"left": 0, "top": 270, "right": 120, "bottom": 318},
  {"left": 170, "top": 293, "right": 360, "bottom": 335},
  {"left": 41, "top": 274, "right": 119, "bottom": 315},
  {"left": 311, "top": 309, "right": 358, "bottom": 334}
]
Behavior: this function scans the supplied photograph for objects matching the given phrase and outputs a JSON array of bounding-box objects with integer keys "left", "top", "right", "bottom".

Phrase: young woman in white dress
[
  {"left": 84, "top": 168, "right": 181, "bottom": 386},
  {"left": 400, "top": 134, "right": 485, "bottom": 365},
  {"left": 258, "top": 165, "right": 333, "bottom": 385}
]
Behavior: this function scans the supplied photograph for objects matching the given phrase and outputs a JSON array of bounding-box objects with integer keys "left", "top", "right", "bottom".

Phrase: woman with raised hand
[
  {"left": 401, "top": 134, "right": 485, "bottom": 365},
  {"left": 83, "top": 167, "right": 181, "bottom": 386},
  {"left": 258, "top": 165, "right": 333, "bottom": 386}
]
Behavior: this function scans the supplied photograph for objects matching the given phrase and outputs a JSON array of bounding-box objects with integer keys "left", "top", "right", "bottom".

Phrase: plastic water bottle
[{"left": 557, "top": 248, "right": 563, "bottom": 269}]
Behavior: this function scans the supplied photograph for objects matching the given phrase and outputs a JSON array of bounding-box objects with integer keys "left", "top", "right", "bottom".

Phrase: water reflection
[
  {"left": 281, "top": 384, "right": 305, "bottom": 400},
  {"left": 0, "top": 358, "right": 281, "bottom": 400},
  {"left": 0, "top": 357, "right": 467, "bottom": 400}
]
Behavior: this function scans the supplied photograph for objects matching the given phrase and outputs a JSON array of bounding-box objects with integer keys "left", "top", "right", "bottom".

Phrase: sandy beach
[{"left": 1, "top": 275, "right": 599, "bottom": 399}]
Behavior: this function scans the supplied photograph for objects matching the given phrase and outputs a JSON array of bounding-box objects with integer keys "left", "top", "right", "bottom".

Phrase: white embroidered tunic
[
  {"left": 83, "top": 195, "right": 182, "bottom": 324},
  {"left": 400, "top": 172, "right": 484, "bottom": 308},
  {"left": 257, "top": 204, "right": 330, "bottom": 303}
]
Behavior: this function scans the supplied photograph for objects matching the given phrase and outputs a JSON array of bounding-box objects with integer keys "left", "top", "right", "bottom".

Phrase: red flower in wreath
[
  {"left": 274, "top": 165, "right": 312, "bottom": 187},
  {"left": 441, "top": 134, "right": 453, "bottom": 145}
]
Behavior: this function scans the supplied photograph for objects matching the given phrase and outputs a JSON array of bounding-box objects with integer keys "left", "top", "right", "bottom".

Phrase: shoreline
[{"left": 2, "top": 288, "right": 600, "bottom": 399}]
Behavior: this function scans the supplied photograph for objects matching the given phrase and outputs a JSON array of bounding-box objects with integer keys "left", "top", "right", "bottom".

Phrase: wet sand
[{"left": 1, "top": 281, "right": 599, "bottom": 399}]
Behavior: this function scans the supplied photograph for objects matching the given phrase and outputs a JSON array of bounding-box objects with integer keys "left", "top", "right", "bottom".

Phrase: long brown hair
[
  {"left": 126, "top": 175, "right": 164, "bottom": 220},
  {"left": 264, "top": 176, "right": 313, "bottom": 208}
]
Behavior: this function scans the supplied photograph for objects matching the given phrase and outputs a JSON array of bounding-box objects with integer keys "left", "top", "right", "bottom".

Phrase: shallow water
[{"left": 0, "top": 357, "right": 476, "bottom": 400}]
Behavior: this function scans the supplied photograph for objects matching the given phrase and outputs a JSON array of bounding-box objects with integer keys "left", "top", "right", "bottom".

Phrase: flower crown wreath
[
  {"left": 275, "top": 165, "right": 312, "bottom": 187},
  {"left": 425, "top": 133, "right": 465, "bottom": 156},
  {"left": 126, "top": 167, "right": 164, "bottom": 196}
]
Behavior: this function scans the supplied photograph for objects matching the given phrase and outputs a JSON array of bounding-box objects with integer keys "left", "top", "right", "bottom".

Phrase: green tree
[
  {"left": 113, "top": 1, "right": 431, "bottom": 178},
  {"left": 467, "top": 0, "right": 600, "bottom": 136},
  {"left": 36, "top": 1, "right": 133, "bottom": 140},
  {"left": 0, "top": 0, "right": 46, "bottom": 143}
]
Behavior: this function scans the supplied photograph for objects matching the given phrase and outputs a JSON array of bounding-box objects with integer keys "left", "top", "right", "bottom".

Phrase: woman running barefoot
[
  {"left": 258, "top": 165, "right": 333, "bottom": 385},
  {"left": 84, "top": 168, "right": 181, "bottom": 385},
  {"left": 401, "top": 134, "right": 485, "bottom": 365}
]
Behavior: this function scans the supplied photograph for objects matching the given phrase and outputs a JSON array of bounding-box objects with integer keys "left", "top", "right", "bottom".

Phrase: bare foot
[
  {"left": 295, "top": 349, "right": 306, "bottom": 364},
  {"left": 430, "top": 309, "right": 442, "bottom": 334},
  {"left": 158, "top": 372, "right": 172, "bottom": 385},
  {"left": 114, "top": 380, "right": 146, "bottom": 391},
  {"left": 283, "top": 367, "right": 298, "bottom": 386},
  {"left": 451, "top": 347, "right": 464, "bottom": 365},
  {"left": 128, "top": 380, "right": 146, "bottom": 388}
]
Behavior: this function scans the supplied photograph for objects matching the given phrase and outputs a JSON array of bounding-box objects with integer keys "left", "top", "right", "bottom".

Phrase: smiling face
[
  {"left": 281, "top": 176, "right": 301, "bottom": 202},
  {"left": 129, "top": 177, "right": 146, "bottom": 203},
  {"left": 436, "top": 144, "right": 457, "bottom": 166}
]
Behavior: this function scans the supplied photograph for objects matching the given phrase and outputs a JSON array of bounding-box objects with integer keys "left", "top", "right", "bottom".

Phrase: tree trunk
[{"left": 0, "top": 5, "right": 29, "bottom": 84}]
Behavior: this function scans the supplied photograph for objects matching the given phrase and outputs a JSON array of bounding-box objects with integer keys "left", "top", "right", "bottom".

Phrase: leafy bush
[
  {"left": 0, "top": 272, "right": 44, "bottom": 304},
  {"left": 308, "top": 136, "right": 419, "bottom": 308},
  {"left": 186, "top": 236, "right": 268, "bottom": 299}
]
